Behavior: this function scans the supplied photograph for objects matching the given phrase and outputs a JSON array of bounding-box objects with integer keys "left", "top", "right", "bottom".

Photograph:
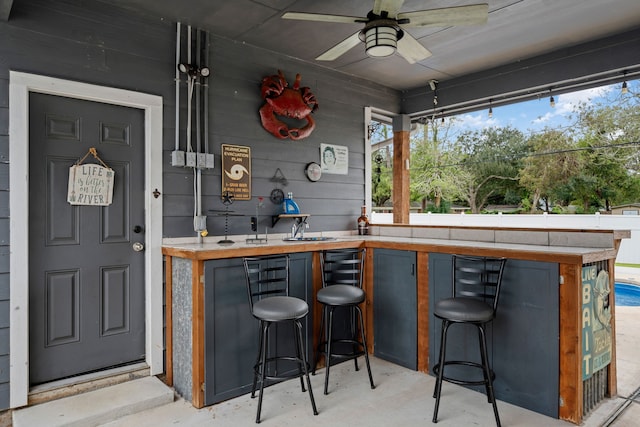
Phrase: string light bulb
[
  {"left": 549, "top": 95, "right": 556, "bottom": 108},
  {"left": 622, "top": 81, "right": 628, "bottom": 94},
  {"left": 488, "top": 99, "right": 493, "bottom": 118}
]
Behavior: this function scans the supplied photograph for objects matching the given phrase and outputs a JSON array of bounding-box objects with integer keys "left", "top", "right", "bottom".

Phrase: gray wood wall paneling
[
  {"left": 0, "top": 0, "right": 401, "bottom": 410},
  {"left": 163, "top": 34, "right": 400, "bottom": 236}
]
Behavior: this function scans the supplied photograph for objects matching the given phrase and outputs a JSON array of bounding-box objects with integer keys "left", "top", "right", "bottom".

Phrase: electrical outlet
[
  {"left": 171, "top": 150, "right": 185, "bottom": 167},
  {"left": 197, "top": 153, "right": 207, "bottom": 169},
  {"left": 193, "top": 215, "right": 207, "bottom": 231},
  {"left": 185, "top": 152, "right": 197, "bottom": 167},
  {"left": 250, "top": 216, "right": 257, "bottom": 232},
  {"left": 205, "top": 153, "right": 215, "bottom": 169}
]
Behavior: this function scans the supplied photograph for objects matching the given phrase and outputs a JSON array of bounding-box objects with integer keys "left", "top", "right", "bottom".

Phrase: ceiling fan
[{"left": 282, "top": 0, "right": 488, "bottom": 63}]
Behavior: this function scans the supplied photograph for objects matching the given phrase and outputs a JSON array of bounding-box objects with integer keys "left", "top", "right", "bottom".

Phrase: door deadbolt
[
  {"left": 132, "top": 242, "right": 144, "bottom": 252},
  {"left": 133, "top": 225, "right": 144, "bottom": 233}
]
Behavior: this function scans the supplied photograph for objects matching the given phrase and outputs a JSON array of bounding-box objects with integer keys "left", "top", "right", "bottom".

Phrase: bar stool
[
  {"left": 243, "top": 254, "right": 318, "bottom": 424},
  {"left": 313, "top": 248, "right": 375, "bottom": 394},
  {"left": 432, "top": 255, "right": 507, "bottom": 426}
]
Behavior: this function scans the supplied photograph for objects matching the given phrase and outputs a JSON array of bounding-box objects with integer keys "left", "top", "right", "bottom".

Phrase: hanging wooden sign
[{"left": 67, "top": 147, "right": 115, "bottom": 206}]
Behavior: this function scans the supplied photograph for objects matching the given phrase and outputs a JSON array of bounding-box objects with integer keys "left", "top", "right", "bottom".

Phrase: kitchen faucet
[{"left": 291, "top": 217, "right": 308, "bottom": 239}]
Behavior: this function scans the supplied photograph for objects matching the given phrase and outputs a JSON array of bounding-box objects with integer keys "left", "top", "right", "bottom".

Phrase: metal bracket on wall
[{"left": 271, "top": 213, "right": 310, "bottom": 227}]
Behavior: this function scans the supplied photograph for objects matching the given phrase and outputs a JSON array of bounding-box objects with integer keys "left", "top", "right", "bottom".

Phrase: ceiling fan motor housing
[{"left": 359, "top": 19, "right": 404, "bottom": 57}]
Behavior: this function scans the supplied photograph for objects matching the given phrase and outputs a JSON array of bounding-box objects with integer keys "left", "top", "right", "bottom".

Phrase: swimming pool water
[{"left": 615, "top": 283, "right": 640, "bottom": 306}]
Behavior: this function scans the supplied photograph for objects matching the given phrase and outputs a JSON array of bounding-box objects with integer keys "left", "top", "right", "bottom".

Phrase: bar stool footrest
[
  {"left": 317, "top": 338, "right": 366, "bottom": 363},
  {"left": 432, "top": 360, "right": 495, "bottom": 387},
  {"left": 254, "top": 356, "right": 311, "bottom": 382}
]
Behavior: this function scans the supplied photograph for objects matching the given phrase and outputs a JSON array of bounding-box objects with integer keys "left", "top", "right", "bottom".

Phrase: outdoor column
[{"left": 392, "top": 114, "right": 410, "bottom": 224}]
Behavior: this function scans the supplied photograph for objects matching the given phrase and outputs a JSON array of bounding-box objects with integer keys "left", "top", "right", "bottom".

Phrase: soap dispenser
[{"left": 283, "top": 192, "right": 300, "bottom": 214}]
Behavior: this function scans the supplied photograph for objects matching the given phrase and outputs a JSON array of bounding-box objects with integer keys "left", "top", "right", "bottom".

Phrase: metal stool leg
[
  {"left": 295, "top": 319, "right": 318, "bottom": 416},
  {"left": 256, "top": 321, "right": 270, "bottom": 423},
  {"left": 432, "top": 319, "right": 450, "bottom": 423},
  {"left": 476, "top": 326, "right": 492, "bottom": 402},
  {"left": 293, "top": 320, "right": 306, "bottom": 392},
  {"left": 251, "top": 320, "right": 266, "bottom": 398},
  {"left": 356, "top": 305, "right": 375, "bottom": 389},
  {"left": 478, "top": 325, "right": 501, "bottom": 427},
  {"left": 350, "top": 306, "right": 359, "bottom": 372},
  {"left": 324, "top": 306, "right": 335, "bottom": 395},
  {"left": 313, "top": 304, "right": 327, "bottom": 375}
]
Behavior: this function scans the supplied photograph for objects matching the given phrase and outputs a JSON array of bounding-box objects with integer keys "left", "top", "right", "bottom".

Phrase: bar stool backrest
[
  {"left": 452, "top": 255, "right": 507, "bottom": 313},
  {"left": 321, "top": 248, "right": 365, "bottom": 288},
  {"left": 243, "top": 254, "right": 291, "bottom": 312}
]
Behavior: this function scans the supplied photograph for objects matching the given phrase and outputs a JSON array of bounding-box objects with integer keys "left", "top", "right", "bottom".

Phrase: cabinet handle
[{"left": 411, "top": 263, "right": 415, "bottom": 276}]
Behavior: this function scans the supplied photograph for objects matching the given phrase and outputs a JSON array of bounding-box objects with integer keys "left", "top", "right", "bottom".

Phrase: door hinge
[
  {"left": 559, "top": 275, "right": 564, "bottom": 285},
  {"left": 201, "top": 382, "right": 205, "bottom": 392},
  {"left": 200, "top": 274, "right": 205, "bottom": 285}
]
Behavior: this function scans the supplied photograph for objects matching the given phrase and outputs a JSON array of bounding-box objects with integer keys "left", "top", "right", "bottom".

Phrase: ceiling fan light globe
[{"left": 363, "top": 26, "right": 397, "bottom": 57}]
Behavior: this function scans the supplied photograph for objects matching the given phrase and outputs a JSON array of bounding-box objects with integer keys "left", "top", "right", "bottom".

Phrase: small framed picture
[{"left": 320, "top": 143, "right": 348, "bottom": 175}]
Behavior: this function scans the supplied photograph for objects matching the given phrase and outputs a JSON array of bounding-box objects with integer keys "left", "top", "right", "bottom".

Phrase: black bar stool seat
[
  {"left": 317, "top": 284, "right": 365, "bottom": 306},
  {"left": 252, "top": 295, "right": 309, "bottom": 321},
  {"left": 434, "top": 297, "right": 494, "bottom": 322}
]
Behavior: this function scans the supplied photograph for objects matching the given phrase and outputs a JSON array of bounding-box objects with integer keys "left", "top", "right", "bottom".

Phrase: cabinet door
[
  {"left": 373, "top": 249, "right": 417, "bottom": 370},
  {"left": 428, "top": 253, "right": 559, "bottom": 418},
  {"left": 203, "top": 252, "right": 313, "bottom": 405},
  {"left": 204, "top": 257, "right": 254, "bottom": 405}
]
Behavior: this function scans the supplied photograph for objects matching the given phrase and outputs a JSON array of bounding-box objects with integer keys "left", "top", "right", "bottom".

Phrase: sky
[{"left": 451, "top": 79, "right": 638, "bottom": 136}]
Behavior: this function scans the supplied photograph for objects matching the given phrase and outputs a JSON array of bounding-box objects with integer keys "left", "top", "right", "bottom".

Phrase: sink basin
[{"left": 282, "top": 237, "right": 335, "bottom": 242}]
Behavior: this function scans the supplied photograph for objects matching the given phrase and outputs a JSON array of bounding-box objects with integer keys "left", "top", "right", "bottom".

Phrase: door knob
[{"left": 132, "top": 242, "right": 144, "bottom": 252}]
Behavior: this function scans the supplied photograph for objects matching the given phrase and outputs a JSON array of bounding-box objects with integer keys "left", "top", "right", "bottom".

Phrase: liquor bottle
[
  {"left": 283, "top": 192, "right": 300, "bottom": 214},
  {"left": 357, "top": 205, "right": 369, "bottom": 235}
]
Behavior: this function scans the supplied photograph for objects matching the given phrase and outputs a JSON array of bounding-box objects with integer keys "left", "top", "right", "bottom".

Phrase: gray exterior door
[{"left": 28, "top": 93, "right": 146, "bottom": 385}]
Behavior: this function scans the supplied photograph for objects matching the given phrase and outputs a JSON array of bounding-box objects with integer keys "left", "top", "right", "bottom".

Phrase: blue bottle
[{"left": 283, "top": 192, "right": 300, "bottom": 214}]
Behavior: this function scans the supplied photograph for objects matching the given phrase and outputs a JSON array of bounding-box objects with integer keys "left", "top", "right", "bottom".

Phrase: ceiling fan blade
[
  {"left": 373, "top": 0, "right": 405, "bottom": 18},
  {"left": 396, "top": 33, "right": 432, "bottom": 64},
  {"left": 282, "top": 12, "right": 364, "bottom": 24},
  {"left": 316, "top": 31, "right": 362, "bottom": 61},
  {"left": 399, "top": 4, "right": 488, "bottom": 27}
]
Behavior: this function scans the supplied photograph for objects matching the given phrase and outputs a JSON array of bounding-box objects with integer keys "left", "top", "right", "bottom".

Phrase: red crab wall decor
[{"left": 259, "top": 70, "right": 318, "bottom": 140}]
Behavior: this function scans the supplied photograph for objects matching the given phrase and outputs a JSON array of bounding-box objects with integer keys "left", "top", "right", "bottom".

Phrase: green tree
[
  {"left": 519, "top": 129, "right": 580, "bottom": 212},
  {"left": 571, "top": 89, "right": 640, "bottom": 210},
  {"left": 410, "top": 119, "right": 465, "bottom": 212},
  {"left": 454, "top": 126, "right": 528, "bottom": 213}
]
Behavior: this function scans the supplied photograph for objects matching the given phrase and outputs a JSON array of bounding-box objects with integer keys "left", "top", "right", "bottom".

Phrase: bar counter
[{"left": 162, "top": 225, "right": 630, "bottom": 424}]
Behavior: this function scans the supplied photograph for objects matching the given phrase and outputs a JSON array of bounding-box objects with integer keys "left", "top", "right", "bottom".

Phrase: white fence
[{"left": 370, "top": 212, "right": 640, "bottom": 265}]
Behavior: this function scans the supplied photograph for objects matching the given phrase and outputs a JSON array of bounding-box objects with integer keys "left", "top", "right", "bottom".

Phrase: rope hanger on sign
[{"left": 75, "top": 147, "right": 111, "bottom": 169}]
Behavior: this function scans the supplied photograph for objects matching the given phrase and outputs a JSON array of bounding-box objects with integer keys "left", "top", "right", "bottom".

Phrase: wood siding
[{"left": 0, "top": 0, "right": 400, "bottom": 410}]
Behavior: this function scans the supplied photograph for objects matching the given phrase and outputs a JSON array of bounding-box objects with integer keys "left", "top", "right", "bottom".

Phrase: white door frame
[{"left": 9, "top": 71, "right": 164, "bottom": 408}]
